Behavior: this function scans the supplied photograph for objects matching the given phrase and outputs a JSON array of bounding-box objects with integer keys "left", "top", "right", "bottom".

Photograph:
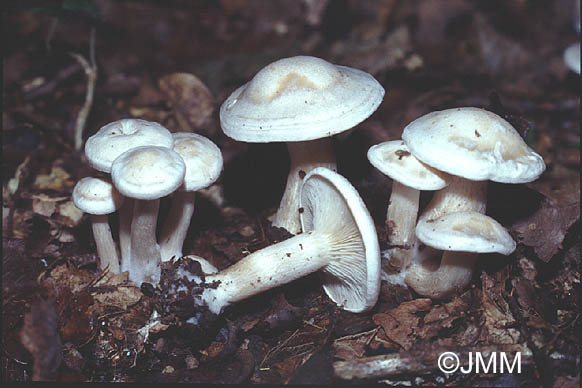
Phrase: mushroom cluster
[
  {"left": 369, "top": 107, "right": 546, "bottom": 298},
  {"left": 73, "top": 118, "right": 223, "bottom": 285}
]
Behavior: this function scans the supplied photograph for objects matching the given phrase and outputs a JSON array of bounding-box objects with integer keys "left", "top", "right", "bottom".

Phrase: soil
[{"left": 2, "top": 0, "right": 580, "bottom": 386}]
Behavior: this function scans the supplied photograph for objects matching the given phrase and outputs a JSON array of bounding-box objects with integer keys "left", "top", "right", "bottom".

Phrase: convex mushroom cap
[
  {"left": 72, "top": 177, "right": 124, "bottom": 273},
  {"left": 416, "top": 211, "right": 516, "bottom": 255},
  {"left": 85, "top": 119, "right": 174, "bottom": 173},
  {"left": 158, "top": 133, "right": 223, "bottom": 262},
  {"left": 172, "top": 132, "right": 223, "bottom": 192},
  {"left": 73, "top": 176, "right": 124, "bottom": 215},
  {"left": 112, "top": 145, "right": 186, "bottom": 199},
  {"left": 220, "top": 55, "right": 385, "bottom": 142},
  {"left": 402, "top": 107, "right": 546, "bottom": 183},
  {"left": 367, "top": 140, "right": 449, "bottom": 190}
]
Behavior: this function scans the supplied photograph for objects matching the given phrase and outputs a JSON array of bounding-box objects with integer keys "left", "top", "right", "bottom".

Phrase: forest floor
[{"left": 2, "top": 0, "right": 580, "bottom": 385}]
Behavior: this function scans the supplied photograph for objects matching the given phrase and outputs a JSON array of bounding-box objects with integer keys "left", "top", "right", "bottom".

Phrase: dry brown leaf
[
  {"left": 372, "top": 298, "right": 432, "bottom": 350},
  {"left": 158, "top": 72, "right": 214, "bottom": 132},
  {"left": 33, "top": 166, "right": 74, "bottom": 191},
  {"left": 512, "top": 166, "right": 580, "bottom": 262},
  {"left": 481, "top": 272, "right": 520, "bottom": 345}
]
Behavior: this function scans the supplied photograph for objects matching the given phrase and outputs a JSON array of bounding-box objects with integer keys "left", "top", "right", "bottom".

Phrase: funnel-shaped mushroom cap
[
  {"left": 300, "top": 168, "right": 381, "bottom": 312},
  {"left": 73, "top": 177, "right": 124, "bottom": 215},
  {"left": 85, "top": 119, "right": 174, "bottom": 173},
  {"left": 172, "top": 133, "right": 223, "bottom": 192},
  {"left": 367, "top": 140, "right": 450, "bottom": 190},
  {"left": 220, "top": 56, "right": 385, "bottom": 142},
  {"left": 416, "top": 210, "right": 516, "bottom": 255},
  {"left": 402, "top": 107, "right": 546, "bottom": 183},
  {"left": 111, "top": 146, "right": 186, "bottom": 200}
]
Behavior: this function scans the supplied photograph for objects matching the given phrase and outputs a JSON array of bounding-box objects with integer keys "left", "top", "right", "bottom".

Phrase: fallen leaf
[
  {"left": 511, "top": 166, "right": 580, "bottom": 262},
  {"left": 481, "top": 272, "right": 520, "bottom": 345},
  {"left": 33, "top": 166, "right": 74, "bottom": 191},
  {"left": 158, "top": 72, "right": 214, "bottom": 132},
  {"left": 372, "top": 298, "right": 432, "bottom": 350}
]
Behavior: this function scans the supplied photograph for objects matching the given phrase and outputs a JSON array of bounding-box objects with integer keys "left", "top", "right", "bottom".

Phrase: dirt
[{"left": 2, "top": 0, "right": 580, "bottom": 386}]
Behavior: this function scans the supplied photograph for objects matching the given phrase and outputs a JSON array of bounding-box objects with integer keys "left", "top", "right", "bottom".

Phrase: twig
[
  {"left": 333, "top": 343, "right": 534, "bottom": 381},
  {"left": 71, "top": 27, "right": 97, "bottom": 152}
]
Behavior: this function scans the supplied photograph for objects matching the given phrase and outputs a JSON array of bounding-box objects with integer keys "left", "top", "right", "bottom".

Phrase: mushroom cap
[
  {"left": 85, "top": 119, "right": 174, "bottom": 173},
  {"left": 220, "top": 56, "right": 385, "bottom": 143},
  {"left": 416, "top": 210, "right": 516, "bottom": 255},
  {"left": 300, "top": 167, "right": 381, "bottom": 313},
  {"left": 111, "top": 146, "right": 186, "bottom": 200},
  {"left": 563, "top": 42, "right": 581, "bottom": 74},
  {"left": 367, "top": 140, "right": 450, "bottom": 190},
  {"left": 72, "top": 176, "right": 124, "bottom": 215},
  {"left": 401, "top": 107, "right": 546, "bottom": 183},
  {"left": 172, "top": 132, "right": 223, "bottom": 192}
]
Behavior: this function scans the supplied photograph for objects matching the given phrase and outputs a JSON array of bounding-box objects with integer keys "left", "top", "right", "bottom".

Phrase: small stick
[{"left": 71, "top": 27, "right": 97, "bottom": 152}]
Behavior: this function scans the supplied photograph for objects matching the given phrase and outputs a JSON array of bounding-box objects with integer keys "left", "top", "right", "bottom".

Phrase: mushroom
[
  {"left": 159, "top": 132, "right": 223, "bottom": 262},
  {"left": 111, "top": 145, "right": 186, "bottom": 285},
  {"left": 84, "top": 118, "right": 174, "bottom": 267},
  {"left": 220, "top": 55, "right": 385, "bottom": 234},
  {"left": 367, "top": 140, "right": 450, "bottom": 271},
  {"left": 180, "top": 167, "right": 381, "bottom": 315},
  {"left": 563, "top": 42, "right": 581, "bottom": 74},
  {"left": 399, "top": 107, "right": 545, "bottom": 298},
  {"left": 406, "top": 211, "right": 516, "bottom": 298},
  {"left": 72, "top": 177, "right": 124, "bottom": 273}
]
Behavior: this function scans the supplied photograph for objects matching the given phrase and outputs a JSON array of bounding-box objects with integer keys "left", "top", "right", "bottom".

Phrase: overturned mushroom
[
  {"left": 367, "top": 140, "right": 450, "bottom": 271},
  {"left": 72, "top": 177, "right": 124, "bottom": 273},
  {"left": 220, "top": 56, "right": 385, "bottom": 234},
  {"left": 179, "top": 168, "right": 381, "bottom": 315},
  {"left": 400, "top": 107, "right": 545, "bottom": 298}
]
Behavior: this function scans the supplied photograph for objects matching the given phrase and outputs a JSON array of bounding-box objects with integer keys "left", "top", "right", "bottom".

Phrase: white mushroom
[
  {"left": 182, "top": 168, "right": 381, "bottom": 315},
  {"left": 159, "top": 133, "right": 223, "bottom": 262},
  {"left": 400, "top": 107, "right": 545, "bottom": 298},
  {"left": 407, "top": 211, "right": 516, "bottom": 298},
  {"left": 84, "top": 118, "right": 174, "bottom": 267},
  {"left": 563, "top": 42, "right": 581, "bottom": 74},
  {"left": 111, "top": 146, "right": 186, "bottom": 285},
  {"left": 367, "top": 140, "right": 450, "bottom": 270},
  {"left": 72, "top": 177, "right": 124, "bottom": 273},
  {"left": 220, "top": 56, "right": 385, "bottom": 234}
]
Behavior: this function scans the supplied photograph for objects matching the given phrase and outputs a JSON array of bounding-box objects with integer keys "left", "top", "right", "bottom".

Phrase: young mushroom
[
  {"left": 367, "top": 140, "right": 450, "bottom": 271},
  {"left": 220, "top": 55, "right": 385, "bottom": 234},
  {"left": 84, "top": 118, "right": 174, "bottom": 267},
  {"left": 159, "top": 132, "right": 223, "bottom": 262},
  {"left": 180, "top": 167, "right": 381, "bottom": 315},
  {"left": 72, "top": 177, "right": 124, "bottom": 273},
  {"left": 399, "top": 107, "right": 545, "bottom": 298},
  {"left": 111, "top": 145, "right": 186, "bottom": 285},
  {"left": 406, "top": 211, "right": 516, "bottom": 298}
]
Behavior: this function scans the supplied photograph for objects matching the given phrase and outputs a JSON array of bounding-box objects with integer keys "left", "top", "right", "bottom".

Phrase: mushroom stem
[
  {"left": 405, "top": 248, "right": 478, "bottom": 299},
  {"left": 118, "top": 198, "right": 133, "bottom": 270},
  {"left": 405, "top": 177, "right": 487, "bottom": 298},
  {"left": 272, "top": 138, "right": 336, "bottom": 234},
  {"left": 419, "top": 177, "right": 487, "bottom": 222},
  {"left": 159, "top": 191, "right": 196, "bottom": 262},
  {"left": 91, "top": 214, "right": 120, "bottom": 274},
  {"left": 127, "top": 199, "right": 162, "bottom": 285},
  {"left": 202, "top": 230, "right": 331, "bottom": 314},
  {"left": 385, "top": 181, "right": 419, "bottom": 270}
]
